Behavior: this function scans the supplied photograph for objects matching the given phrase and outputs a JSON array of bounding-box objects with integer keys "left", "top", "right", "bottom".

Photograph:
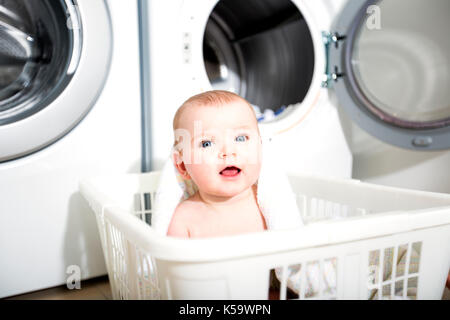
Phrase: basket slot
[
  {"left": 133, "top": 192, "right": 156, "bottom": 225},
  {"left": 105, "top": 219, "right": 130, "bottom": 299},
  {"left": 298, "top": 195, "right": 369, "bottom": 223},
  {"left": 367, "top": 241, "right": 422, "bottom": 300},
  {"left": 288, "top": 264, "right": 301, "bottom": 300},
  {"left": 134, "top": 247, "right": 160, "bottom": 299},
  {"left": 269, "top": 256, "right": 338, "bottom": 300}
]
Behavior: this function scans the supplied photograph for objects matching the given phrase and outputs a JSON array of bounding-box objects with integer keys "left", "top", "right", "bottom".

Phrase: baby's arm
[{"left": 167, "top": 204, "right": 190, "bottom": 238}]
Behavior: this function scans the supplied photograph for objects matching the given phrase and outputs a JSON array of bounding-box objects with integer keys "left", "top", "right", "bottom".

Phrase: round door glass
[
  {"left": 0, "top": 0, "right": 82, "bottom": 125},
  {"left": 351, "top": 0, "right": 450, "bottom": 129},
  {"left": 203, "top": 0, "right": 314, "bottom": 122}
]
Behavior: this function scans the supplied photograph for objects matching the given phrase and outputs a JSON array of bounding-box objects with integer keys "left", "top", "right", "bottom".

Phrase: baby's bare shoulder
[
  {"left": 167, "top": 202, "right": 191, "bottom": 237},
  {"left": 167, "top": 197, "right": 205, "bottom": 238},
  {"left": 173, "top": 197, "right": 205, "bottom": 219},
  {"left": 173, "top": 200, "right": 193, "bottom": 217}
]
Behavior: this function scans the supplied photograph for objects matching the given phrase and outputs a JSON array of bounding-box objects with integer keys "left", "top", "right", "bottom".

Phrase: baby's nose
[
  {"left": 218, "top": 151, "right": 237, "bottom": 159},
  {"left": 218, "top": 143, "right": 237, "bottom": 159}
]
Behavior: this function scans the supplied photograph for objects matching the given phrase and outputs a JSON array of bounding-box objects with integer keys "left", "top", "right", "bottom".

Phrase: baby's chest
[{"left": 188, "top": 208, "right": 265, "bottom": 238}]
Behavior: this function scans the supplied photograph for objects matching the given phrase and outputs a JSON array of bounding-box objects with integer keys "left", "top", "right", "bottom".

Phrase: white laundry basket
[{"left": 79, "top": 172, "right": 450, "bottom": 300}]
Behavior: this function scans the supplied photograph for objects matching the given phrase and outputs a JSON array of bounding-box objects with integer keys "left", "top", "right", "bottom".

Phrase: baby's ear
[
  {"left": 173, "top": 148, "right": 182, "bottom": 165},
  {"left": 173, "top": 150, "right": 191, "bottom": 180}
]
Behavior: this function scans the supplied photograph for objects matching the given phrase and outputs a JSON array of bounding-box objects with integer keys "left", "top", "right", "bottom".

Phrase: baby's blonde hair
[{"left": 173, "top": 90, "right": 256, "bottom": 131}]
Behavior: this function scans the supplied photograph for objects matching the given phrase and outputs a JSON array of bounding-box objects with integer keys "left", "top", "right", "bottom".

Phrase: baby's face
[{"left": 174, "top": 100, "right": 262, "bottom": 198}]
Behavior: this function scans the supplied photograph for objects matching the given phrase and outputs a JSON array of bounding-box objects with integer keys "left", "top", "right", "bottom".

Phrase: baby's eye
[
  {"left": 235, "top": 135, "right": 248, "bottom": 142},
  {"left": 201, "top": 140, "right": 213, "bottom": 148}
]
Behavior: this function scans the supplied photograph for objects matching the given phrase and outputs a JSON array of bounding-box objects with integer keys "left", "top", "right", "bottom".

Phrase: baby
[{"left": 167, "top": 90, "right": 267, "bottom": 238}]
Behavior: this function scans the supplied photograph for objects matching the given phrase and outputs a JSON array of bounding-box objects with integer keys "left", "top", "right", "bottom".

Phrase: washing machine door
[
  {"left": 0, "top": 0, "right": 111, "bottom": 162},
  {"left": 329, "top": 0, "right": 450, "bottom": 150}
]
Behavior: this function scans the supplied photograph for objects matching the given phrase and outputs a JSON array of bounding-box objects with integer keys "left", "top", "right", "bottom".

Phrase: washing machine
[
  {"left": 145, "top": 0, "right": 352, "bottom": 177},
  {"left": 0, "top": 0, "right": 141, "bottom": 298},
  {"left": 143, "top": 0, "right": 450, "bottom": 193}
]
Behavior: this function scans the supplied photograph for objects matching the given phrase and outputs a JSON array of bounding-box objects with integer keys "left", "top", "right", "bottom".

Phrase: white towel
[{"left": 152, "top": 137, "right": 304, "bottom": 236}]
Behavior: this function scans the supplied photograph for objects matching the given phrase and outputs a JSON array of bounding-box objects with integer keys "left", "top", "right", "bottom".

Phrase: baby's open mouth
[{"left": 219, "top": 166, "right": 241, "bottom": 177}]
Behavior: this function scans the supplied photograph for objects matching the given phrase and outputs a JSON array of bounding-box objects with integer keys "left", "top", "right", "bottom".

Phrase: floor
[
  {"left": 443, "top": 287, "right": 450, "bottom": 300},
  {"left": 4, "top": 276, "right": 450, "bottom": 300},
  {"left": 5, "top": 276, "right": 112, "bottom": 300}
]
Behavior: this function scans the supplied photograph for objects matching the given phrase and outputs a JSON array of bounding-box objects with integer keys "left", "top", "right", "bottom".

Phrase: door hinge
[{"left": 322, "top": 32, "right": 346, "bottom": 88}]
